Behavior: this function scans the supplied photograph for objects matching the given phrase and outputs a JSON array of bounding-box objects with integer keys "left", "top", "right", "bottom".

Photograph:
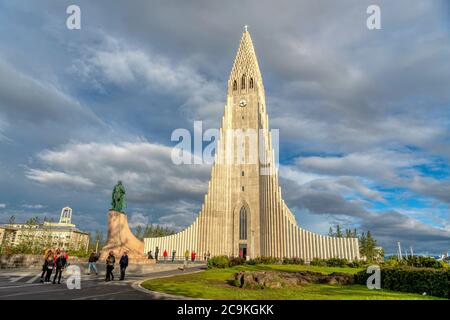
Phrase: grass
[{"left": 141, "top": 264, "right": 445, "bottom": 300}]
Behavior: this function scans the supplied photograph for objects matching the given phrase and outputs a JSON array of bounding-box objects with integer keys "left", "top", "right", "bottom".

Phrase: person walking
[
  {"left": 53, "top": 250, "right": 67, "bottom": 284},
  {"left": 119, "top": 251, "right": 129, "bottom": 281},
  {"left": 155, "top": 246, "right": 159, "bottom": 261},
  {"left": 105, "top": 251, "right": 115, "bottom": 281},
  {"left": 172, "top": 249, "right": 176, "bottom": 262},
  {"left": 191, "top": 251, "right": 196, "bottom": 262},
  {"left": 44, "top": 250, "right": 54, "bottom": 283},
  {"left": 163, "top": 249, "right": 168, "bottom": 261},
  {"left": 88, "top": 251, "right": 99, "bottom": 275},
  {"left": 206, "top": 251, "right": 211, "bottom": 261}
]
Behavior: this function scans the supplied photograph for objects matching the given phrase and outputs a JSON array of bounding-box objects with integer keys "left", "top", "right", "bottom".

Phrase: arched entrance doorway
[{"left": 239, "top": 206, "right": 247, "bottom": 259}]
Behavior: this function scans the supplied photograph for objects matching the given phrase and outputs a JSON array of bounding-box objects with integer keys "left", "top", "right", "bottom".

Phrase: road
[{"left": 0, "top": 264, "right": 205, "bottom": 300}]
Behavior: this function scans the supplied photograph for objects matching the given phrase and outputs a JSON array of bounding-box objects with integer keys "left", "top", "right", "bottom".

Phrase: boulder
[{"left": 233, "top": 270, "right": 356, "bottom": 289}]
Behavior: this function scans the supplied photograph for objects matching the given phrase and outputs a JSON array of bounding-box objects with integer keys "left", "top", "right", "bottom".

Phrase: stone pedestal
[{"left": 100, "top": 210, "right": 155, "bottom": 265}]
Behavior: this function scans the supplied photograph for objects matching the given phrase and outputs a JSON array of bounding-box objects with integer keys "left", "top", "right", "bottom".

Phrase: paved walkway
[{"left": 0, "top": 264, "right": 205, "bottom": 300}]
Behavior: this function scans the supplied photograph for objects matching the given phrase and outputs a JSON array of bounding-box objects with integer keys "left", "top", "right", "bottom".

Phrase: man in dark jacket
[
  {"left": 53, "top": 250, "right": 67, "bottom": 284},
  {"left": 88, "top": 251, "right": 99, "bottom": 275},
  {"left": 105, "top": 251, "right": 115, "bottom": 281},
  {"left": 119, "top": 251, "right": 129, "bottom": 280}
]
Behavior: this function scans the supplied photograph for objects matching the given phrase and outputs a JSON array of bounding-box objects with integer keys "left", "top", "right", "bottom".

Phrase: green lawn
[{"left": 141, "top": 264, "right": 445, "bottom": 300}]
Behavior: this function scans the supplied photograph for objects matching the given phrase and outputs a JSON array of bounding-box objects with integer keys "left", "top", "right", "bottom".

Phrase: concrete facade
[{"left": 144, "top": 29, "right": 360, "bottom": 261}]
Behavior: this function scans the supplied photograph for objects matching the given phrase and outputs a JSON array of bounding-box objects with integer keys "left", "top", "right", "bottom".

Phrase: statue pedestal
[{"left": 100, "top": 210, "right": 155, "bottom": 265}]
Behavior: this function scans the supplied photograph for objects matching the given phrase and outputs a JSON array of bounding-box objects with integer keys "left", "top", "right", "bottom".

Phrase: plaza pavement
[{"left": 0, "top": 263, "right": 206, "bottom": 300}]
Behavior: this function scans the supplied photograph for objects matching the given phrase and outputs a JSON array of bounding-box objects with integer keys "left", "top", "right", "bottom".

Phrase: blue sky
[{"left": 0, "top": 0, "right": 449, "bottom": 254}]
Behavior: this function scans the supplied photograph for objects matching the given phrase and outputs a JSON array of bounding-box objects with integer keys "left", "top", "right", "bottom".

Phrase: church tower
[{"left": 144, "top": 28, "right": 360, "bottom": 261}]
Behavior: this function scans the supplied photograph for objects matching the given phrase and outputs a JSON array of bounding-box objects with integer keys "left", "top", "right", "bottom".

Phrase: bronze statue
[{"left": 111, "top": 181, "right": 126, "bottom": 213}]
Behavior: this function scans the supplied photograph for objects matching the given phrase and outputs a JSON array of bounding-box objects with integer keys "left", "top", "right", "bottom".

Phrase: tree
[
  {"left": 359, "top": 230, "right": 378, "bottom": 262},
  {"left": 328, "top": 227, "right": 334, "bottom": 237},
  {"left": 345, "top": 229, "right": 353, "bottom": 238},
  {"left": 25, "top": 216, "right": 40, "bottom": 225},
  {"left": 143, "top": 224, "right": 176, "bottom": 238},
  {"left": 365, "top": 231, "right": 377, "bottom": 261},
  {"left": 134, "top": 225, "right": 143, "bottom": 240},
  {"left": 8, "top": 215, "right": 15, "bottom": 225},
  {"left": 335, "top": 225, "right": 343, "bottom": 238},
  {"left": 89, "top": 230, "right": 104, "bottom": 252}
]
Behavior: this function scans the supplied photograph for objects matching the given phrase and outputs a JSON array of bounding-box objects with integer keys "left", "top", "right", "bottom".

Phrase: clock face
[{"left": 239, "top": 99, "right": 247, "bottom": 107}]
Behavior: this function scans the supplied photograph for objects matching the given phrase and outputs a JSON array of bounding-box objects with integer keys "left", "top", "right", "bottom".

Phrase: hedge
[
  {"left": 384, "top": 256, "right": 446, "bottom": 269},
  {"left": 356, "top": 266, "right": 450, "bottom": 299}
]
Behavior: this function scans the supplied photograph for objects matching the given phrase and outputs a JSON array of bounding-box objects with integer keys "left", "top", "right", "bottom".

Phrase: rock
[
  {"left": 320, "top": 272, "right": 355, "bottom": 285},
  {"left": 233, "top": 270, "right": 356, "bottom": 289}
]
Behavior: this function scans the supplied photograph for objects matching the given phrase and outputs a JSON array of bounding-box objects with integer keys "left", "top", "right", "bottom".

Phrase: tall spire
[{"left": 229, "top": 27, "right": 262, "bottom": 87}]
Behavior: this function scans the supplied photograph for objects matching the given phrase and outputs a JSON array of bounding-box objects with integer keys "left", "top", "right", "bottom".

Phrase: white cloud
[
  {"left": 72, "top": 36, "right": 224, "bottom": 124},
  {"left": 27, "top": 141, "right": 210, "bottom": 204},
  {"left": 0, "top": 203, "right": 6, "bottom": 209},
  {"left": 128, "top": 212, "right": 149, "bottom": 228},
  {"left": 26, "top": 169, "right": 95, "bottom": 189},
  {"left": 21, "top": 204, "right": 46, "bottom": 209}
]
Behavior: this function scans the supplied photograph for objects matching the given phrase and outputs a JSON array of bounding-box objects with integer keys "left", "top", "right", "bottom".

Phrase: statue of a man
[{"left": 111, "top": 181, "right": 127, "bottom": 213}]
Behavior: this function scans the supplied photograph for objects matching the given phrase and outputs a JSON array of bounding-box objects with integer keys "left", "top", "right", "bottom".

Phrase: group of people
[
  {"left": 40, "top": 248, "right": 69, "bottom": 284},
  {"left": 105, "top": 251, "right": 128, "bottom": 281},
  {"left": 39, "top": 249, "right": 130, "bottom": 285},
  {"left": 147, "top": 247, "right": 211, "bottom": 263},
  {"left": 86, "top": 250, "right": 129, "bottom": 281},
  {"left": 86, "top": 250, "right": 128, "bottom": 281}
]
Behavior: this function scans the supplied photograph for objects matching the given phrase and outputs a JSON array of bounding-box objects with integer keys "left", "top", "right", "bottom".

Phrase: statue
[{"left": 111, "top": 181, "right": 126, "bottom": 213}]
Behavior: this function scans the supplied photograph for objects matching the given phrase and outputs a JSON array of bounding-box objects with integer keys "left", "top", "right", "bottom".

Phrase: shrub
[
  {"left": 310, "top": 258, "right": 327, "bottom": 267},
  {"left": 406, "top": 256, "right": 444, "bottom": 269},
  {"left": 282, "top": 257, "right": 305, "bottom": 265},
  {"left": 229, "top": 256, "right": 246, "bottom": 267},
  {"left": 207, "top": 255, "right": 230, "bottom": 269},
  {"left": 247, "top": 256, "right": 281, "bottom": 265},
  {"left": 347, "top": 260, "right": 365, "bottom": 268},
  {"left": 356, "top": 266, "right": 450, "bottom": 299},
  {"left": 383, "top": 256, "right": 444, "bottom": 269},
  {"left": 325, "top": 258, "right": 348, "bottom": 267}
]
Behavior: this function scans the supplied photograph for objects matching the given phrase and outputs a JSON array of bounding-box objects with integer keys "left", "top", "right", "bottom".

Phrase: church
[{"left": 144, "top": 28, "right": 360, "bottom": 261}]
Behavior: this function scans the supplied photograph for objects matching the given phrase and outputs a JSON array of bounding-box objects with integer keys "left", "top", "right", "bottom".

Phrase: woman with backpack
[
  {"left": 43, "top": 250, "right": 54, "bottom": 283},
  {"left": 40, "top": 249, "right": 51, "bottom": 283}
]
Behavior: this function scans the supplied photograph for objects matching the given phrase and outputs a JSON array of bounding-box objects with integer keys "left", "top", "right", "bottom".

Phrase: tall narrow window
[
  {"left": 249, "top": 78, "right": 254, "bottom": 89},
  {"left": 239, "top": 206, "right": 247, "bottom": 240},
  {"left": 233, "top": 80, "right": 237, "bottom": 91},
  {"left": 241, "top": 74, "right": 246, "bottom": 89}
]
